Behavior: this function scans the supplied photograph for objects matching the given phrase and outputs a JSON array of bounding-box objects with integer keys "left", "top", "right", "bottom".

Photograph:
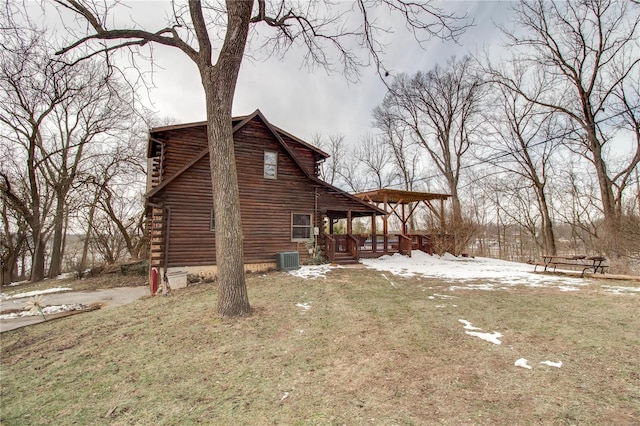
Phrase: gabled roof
[
  {"left": 145, "top": 109, "right": 384, "bottom": 216},
  {"left": 147, "top": 110, "right": 329, "bottom": 159}
]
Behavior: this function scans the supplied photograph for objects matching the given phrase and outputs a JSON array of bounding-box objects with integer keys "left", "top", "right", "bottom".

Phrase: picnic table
[{"left": 535, "top": 255, "right": 609, "bottom": 277}]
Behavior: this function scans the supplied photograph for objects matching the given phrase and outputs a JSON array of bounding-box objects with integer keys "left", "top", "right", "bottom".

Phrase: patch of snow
[
  {"left": 458, "top": 318, "right": 502, "bottom": 344},
  {"left": 515, "top": 358, "right": 532, "bottom": 369},
  {"left": 288, "top": 264, "right": 334, "bottom": 280},
  {"left": 295, "top": 302, "right": 311, "bottom": 310},
  {"left": 558, "top": 286, "right": 580, "bottom": 292},
  {"left": 601, "top": 285, "right": 640, "bottom": 295},
  {"left": 2, "top": 287, "right": 73, "bottom": 300},
  {"left": 56, "top": 272, "right": 75, "bottom": 280},
  {"left": 466, "top": 330, "right": 503, "bottom": 345},
  {"left": 0, "top": 303, "right": 88, "bottom": 319},
  {"left": 361, "top": 251, "right": 589, "bottom": 292},
  {"left": 540, "top": 360, "right": 563, "bottom": 368},
  {"left": 458, "top": 319, "right": 482, "bottom": 330}
]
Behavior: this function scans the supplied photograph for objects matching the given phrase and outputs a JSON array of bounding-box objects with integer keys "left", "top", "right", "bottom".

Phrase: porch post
[
  {"left": 372, "top": 213, "right": 377, "bottom": 253},
  {"left": 347, "top": 210, "right": 352, "bottom": 234},
  {"left": 329, "top": 218, "right": 334, "bottom": 234},
  {"left": 383, "top": 195, "right": 389, "bottom": 253},
  {"left": 401, "top": 203, "right": 407, "bottom": 235}
]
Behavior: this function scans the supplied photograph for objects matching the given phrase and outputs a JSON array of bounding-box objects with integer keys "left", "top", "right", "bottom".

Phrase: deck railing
[
  {"left": 398, "top": 234, "right": 412, "bottom": 256},
  {"left": 346, "top": 234, "right": 360, "bottom": 260},
  {"left": 325, "top": 234, "right": 336, "bottom": 263},
  {"left": 324, "top": 232, "right": 451, "bottom": 262}
]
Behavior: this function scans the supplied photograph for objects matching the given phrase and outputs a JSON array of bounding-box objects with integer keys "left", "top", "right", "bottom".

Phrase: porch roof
[{"left": 354, "top": 189, "right": 450, "bottom": 205}]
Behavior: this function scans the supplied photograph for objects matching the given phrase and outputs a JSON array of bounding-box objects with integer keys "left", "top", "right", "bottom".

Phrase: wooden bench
[{"left": 534, "top": 255, "right": 609, "bottom": 277}]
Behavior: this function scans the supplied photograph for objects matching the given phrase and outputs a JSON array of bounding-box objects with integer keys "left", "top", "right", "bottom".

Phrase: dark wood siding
[
  {"left": 149, "top": 114, "right": 379, "bottom": 268},
  {"left": 162, "top": 126, "right": 208, "bottom": 179},
  {"left": 236, "top": 118, "right": 315, "bottom": 264},
  {"left": 161, "top": 117, "right": 315, "bottom": 267},
  {"left": 279, "top": 133, "right": 318, "bottom": 177}
]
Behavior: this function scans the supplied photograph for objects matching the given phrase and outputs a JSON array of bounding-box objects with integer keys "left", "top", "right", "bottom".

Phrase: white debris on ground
[
  {"left": 381, "top": 273, "right": 396, "bottom": 288},
  {"left": 288, "top": 264, "right": 334, "bottom": 280},
  {"left": 295, "top": 302, "right": 311, "bottom": 310},
  {"left": 0, "top": 303, "right": 89, "bottom": 319},
  {"left": 1, "top": 287, "right": 73, "bottom": 301},
  {"left": 458, "top": 319, "right": 482, "bottom": 330},
  {"left": 458, "top": 319, "right": 503, "bottom": 344},
  {"left": 466, "top": 330, "right": 503, "bottom": 345},
  {"left": 515, "top": 358, "right": 533, "bottom": 369},
  {"left": 514, "top": 359, "right": 563, "bottom": 370}
]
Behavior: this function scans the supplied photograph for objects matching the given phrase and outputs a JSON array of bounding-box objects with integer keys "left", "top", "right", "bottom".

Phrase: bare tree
[
  {"left": 77, "top": 132, "right": 147, "bottom": 270},
  {"left": 0, "top": 24, "right": 139, "bottom": 281},
  {"left": 313, "top": 133, "right": 346, "bottom": 187},
  {"left": 0, "top": 29, "right": 60, "bottom": 282},
  {"left": 0, "top": 191, "right": 28, "bottom": 285},
  {"left": 53, "top": 0, "right": 467, "bottom": 316},
  {"left": 490, "top": 0, "right": 640, "bottom": 255},
  {"left": 481, "top": 72, "right": 563, "bottom": 255},
  {"left": 374, "top": 110, "right": 420, "bottom": 191},
  {"left": 375, "top": 55, "right": 482, "bottom": 226},
  {"left": 353, "top": 133, "right": 395, "bottom": 190},
  {"left": 43, "top": 66, "right": 135, "bottom": 277}
]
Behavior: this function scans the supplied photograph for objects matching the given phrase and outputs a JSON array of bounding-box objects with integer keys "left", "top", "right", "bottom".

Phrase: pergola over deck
[{"left": 354, "top": 189, "right": 451, "bottom": 235}]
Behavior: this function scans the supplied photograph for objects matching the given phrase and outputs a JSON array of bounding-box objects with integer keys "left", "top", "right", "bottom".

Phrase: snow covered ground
[
  {"left": 0, "top": 303, "right": 89, "bottom": 320},
  {"left": 1, "top": 286, "right": 73, "bottom": 301},
  {"left": 289, "top": 251, "right": 640, "bottom": 295}
]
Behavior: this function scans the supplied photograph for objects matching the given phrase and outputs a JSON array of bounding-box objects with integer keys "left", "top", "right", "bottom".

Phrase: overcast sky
[{"left": 85, "top": 1, "right": 513, "bottom": 145}]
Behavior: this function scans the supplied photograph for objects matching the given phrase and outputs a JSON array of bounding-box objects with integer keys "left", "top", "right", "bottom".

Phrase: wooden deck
[{"left": 325, "top": 233, "right": 454, "bottom": 264}]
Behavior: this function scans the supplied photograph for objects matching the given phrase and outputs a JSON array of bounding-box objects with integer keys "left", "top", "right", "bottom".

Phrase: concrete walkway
[{"left": 0, "top": 286, "right": 149, "bottom": 333}]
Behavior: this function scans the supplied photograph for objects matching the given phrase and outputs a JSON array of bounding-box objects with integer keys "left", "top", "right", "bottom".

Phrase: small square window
[{"left": 264, "top": 151, "right": 277, "bottom": 179}]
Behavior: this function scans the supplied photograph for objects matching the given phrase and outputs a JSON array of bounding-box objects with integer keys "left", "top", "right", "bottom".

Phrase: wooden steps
[{"left": 332, "top": 253, "right": 359, "bottom": 265}]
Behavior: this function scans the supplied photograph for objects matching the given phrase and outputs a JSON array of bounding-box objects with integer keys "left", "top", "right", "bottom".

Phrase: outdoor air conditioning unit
[{"left": 276, "top": 251, "right": 300, "bottom": 271}]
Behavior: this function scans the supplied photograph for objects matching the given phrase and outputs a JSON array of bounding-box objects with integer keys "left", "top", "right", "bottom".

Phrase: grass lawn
[{"left": 1, "top": 266, "right": 639, "bottom": 425}]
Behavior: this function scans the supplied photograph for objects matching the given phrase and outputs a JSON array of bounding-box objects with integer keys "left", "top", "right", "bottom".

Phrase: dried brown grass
[{"left": 1, "top": 268, "right": 638, "bottom": 425}]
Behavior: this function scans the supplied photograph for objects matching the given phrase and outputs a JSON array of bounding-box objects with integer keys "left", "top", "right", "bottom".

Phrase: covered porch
[{"left": 322, "top": 188, "right": 453, "bottom": 264}]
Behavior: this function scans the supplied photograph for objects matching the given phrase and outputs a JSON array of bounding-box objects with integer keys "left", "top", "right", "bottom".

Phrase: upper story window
[{"left": 264, "top": 151, "right": 278, "bottom": 179}]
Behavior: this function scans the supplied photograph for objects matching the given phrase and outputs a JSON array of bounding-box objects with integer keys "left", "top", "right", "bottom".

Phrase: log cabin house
[
  {"left": 145, "top": 109, "right": 452, "bottom": 289},
  {"left": 146, "top": 110, "right": 383, "bottom": 285}
]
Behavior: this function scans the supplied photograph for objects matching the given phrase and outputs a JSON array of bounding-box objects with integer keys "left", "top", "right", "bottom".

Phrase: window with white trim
[
  {"left": 264, "top": 151, "right": 278, "bottom": 179},
  {"left": 291, "top": 213, "right": 312, "bottom": 241}
]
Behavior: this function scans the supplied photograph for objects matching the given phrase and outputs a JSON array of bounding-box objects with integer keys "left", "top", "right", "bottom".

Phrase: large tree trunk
[
  {"left": 199, "top": 0, "right": 253, "bottom": 317},
  {"left": 536, "top": 187, "right": 556, "bottom": 256},
  {"left": 48, "top": 194, "right": 66, "bottom": 277},
  {"left": 31, "top": 235, "right": 46, "bottom": 282},
  {"left": 80, "top": 191, "right": 100, "bottom": 271},
  {"left": 587, "top": 129, "right": 620, "bottom": 255}
]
